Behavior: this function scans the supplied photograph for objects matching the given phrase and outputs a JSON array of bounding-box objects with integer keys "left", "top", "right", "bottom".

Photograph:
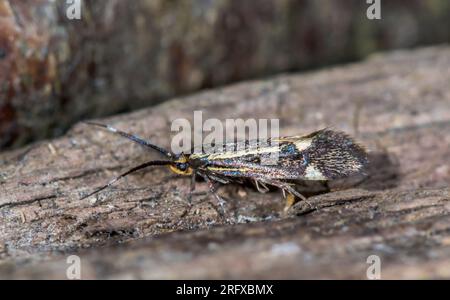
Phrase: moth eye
[{"left": 177, "top": 163, "right": 188, "bottom": 171}]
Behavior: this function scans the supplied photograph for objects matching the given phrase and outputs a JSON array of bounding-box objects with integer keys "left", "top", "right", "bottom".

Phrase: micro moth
[{"left": 81, "top": 122, "right": 368, "bottom": 211}]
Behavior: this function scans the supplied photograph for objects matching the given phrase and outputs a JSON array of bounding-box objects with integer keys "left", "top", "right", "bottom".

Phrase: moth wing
[
  {"left": 202, "top": 129, "right": 367, "bottom": 181},
  {"left": 282, "top": 129, "right": 368, "bottom": 180}
]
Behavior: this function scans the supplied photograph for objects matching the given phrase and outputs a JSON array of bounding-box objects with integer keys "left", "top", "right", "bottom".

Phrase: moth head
[{"left": 169, "top": 154, "right": 193, "bottom": 176}]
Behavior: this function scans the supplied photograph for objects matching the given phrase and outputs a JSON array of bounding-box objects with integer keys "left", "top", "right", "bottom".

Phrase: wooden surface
[
  {"left": 3, "top": 0, "right": 450, "bottom": 150},
  {"left": 0, "top": 46, "right": 449, "bottom": 279}
]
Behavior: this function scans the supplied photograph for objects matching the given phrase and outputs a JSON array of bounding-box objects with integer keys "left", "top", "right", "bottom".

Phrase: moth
[{"left": 81, "top": 122, "right": 368, "bottom": 211}]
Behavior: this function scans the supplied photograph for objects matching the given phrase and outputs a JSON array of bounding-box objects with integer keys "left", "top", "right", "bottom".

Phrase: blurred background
[{"left": 0, "top": 0, "right": 449, "bottom": 150}]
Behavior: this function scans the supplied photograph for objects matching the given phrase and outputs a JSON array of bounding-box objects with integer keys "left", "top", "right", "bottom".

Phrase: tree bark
[
  {"left": 2, "top": 0, "right": 450, "bottom": 149},
  {"left": 0, "top": 46, "right": 450, "bottom": 279}
]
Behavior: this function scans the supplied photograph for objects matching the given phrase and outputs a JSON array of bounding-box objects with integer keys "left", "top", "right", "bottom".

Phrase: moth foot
[
  {"left": 283, "top": 191, "right": 316, "bottom": 213},
  {"left": 283, "top": 193, "right": 296, "bottom": 212}
]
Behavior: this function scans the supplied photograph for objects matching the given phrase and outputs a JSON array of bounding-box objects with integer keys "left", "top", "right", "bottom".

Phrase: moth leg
[
  {"left": 207, "top": 179, "right": 226, "bottom": 211},
  {"left": 207, "top": 174, "right": 230, "bottom": 184},
  {"left": 199, "top": 174, "right": 227, "bottom": 216},
  {"left": 284, "top": 193, "right": 296, "bottom": 212},
  {"left": 283, "top": 184, "right": 307, "bottom": 201},
  {"left": 186, "top": 173, "right": 197, "bottom": 204},
  {"left": 190, "top": 173, "right": 196, "bottom": 191},
  {"left": 261, "top": 179, "right": 314, "bottom": 211},
  {"left": 282, "top": 184, "right": 316, "bottom": 210},
  {"left": 255, "top": 180, "right": 270, "bottom": 193}
]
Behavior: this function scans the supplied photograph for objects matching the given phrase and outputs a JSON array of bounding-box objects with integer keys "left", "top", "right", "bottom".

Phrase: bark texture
[
  {"left": 1, "top": 0, "right": 450, "bottom": 149},
  {"left": 0, "top": 46, "right": 450, "bottom": 279}
]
